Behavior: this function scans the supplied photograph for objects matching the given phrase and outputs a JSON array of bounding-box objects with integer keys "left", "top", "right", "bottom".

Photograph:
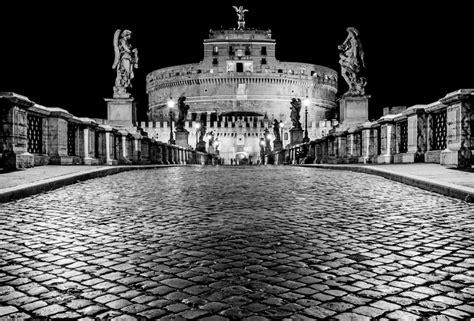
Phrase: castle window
[
  {"left": 245, "top": 46, "right": 251, "bottom": 56},
  {"left": 261, "top": 58, "right": 267, "bottom": 65},
  {"left": 212, "top": 58, "right": 218, "bottom": 65},
  {"left": 236, "top": 62, "right": 243, "bottom": 72},
  {"left": 261, "top": 46, "right": 267, "bottom": 55},
  {"left": 213, "top": 46, "right": 219, "bottom": 55},
  {"left": 277, "top": 69, "right": 283, "bottom": 73},
  {"left": 197, "top": 69, "right": 202, "bottom": 74},
  {"left": 229, "top": 46, "right": 234, "bottom": 55}
]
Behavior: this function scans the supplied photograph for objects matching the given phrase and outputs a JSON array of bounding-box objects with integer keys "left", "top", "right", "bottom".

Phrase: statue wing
[
  {"left": 112, "top": 29, "right": 121, "bottom": 69},
  {"left": 232, "top": 5, "right": 238, "bottom": 12}
]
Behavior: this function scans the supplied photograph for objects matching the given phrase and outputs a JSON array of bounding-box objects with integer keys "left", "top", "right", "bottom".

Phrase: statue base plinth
[
  {"left": 105, "top": 98, "right": 136, "bottom": 127},
  {"left": 175, "top": 130, "right": 190, "bottom": 148},
  {"left": 339, "top": 95, "right": 370, "bottom": 125},
  {"left": 196, "top": 141, "right": 206, "bottom": 153},
  {"left": 290, "top": 128, "right": 304, "bottom": 146},
  {"left": 273, "top": 140, "right": 282, "bottom": 151}
]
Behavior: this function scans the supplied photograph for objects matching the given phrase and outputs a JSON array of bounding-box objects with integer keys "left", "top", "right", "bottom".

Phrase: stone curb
[
  {"left": 0, "top": 165, "right": 194, "bottom": 203},
  {"left": 296, "top": 164, "right": 474, "bottom": 203}
]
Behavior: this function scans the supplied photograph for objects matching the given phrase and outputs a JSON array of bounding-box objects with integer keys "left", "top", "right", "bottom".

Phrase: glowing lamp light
[
  {"left": 279, "top": 121, "right": 284, "bottom": 128},
  {"left": 195, "top": 123, "right": 201, "bottom": 129},
  {"left": 167, "top": 99, "right": 175, "bottom": 108},
  {"left": 303, "top": 98, "right": 310, "bottom": 107},
  {"left": 266, "top": 134, "right": 272, "bottom": 140},
  {"left": 260, "top": 140, "right": 265, "bottom": 147}
]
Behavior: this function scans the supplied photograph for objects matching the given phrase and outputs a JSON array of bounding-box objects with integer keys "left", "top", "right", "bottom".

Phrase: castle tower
[{"left": 145, "top": 11, "right": 338, "bottom": 164}]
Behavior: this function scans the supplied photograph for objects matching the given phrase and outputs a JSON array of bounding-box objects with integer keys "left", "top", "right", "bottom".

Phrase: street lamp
[
  {"left": 279, "top": 120, "right": 284, "bottom": 145},
  {"left": 303, "top": 97, "right": 310, "bottom": 143},
  {"left": 260, "top": 138, "right": 265, "bottom": 165},
  {"left": 194, "top": 122, "right": 201, "bottom": 148},
  {"left": 167, "top": 99, "right": 175, "bottom": 145}
]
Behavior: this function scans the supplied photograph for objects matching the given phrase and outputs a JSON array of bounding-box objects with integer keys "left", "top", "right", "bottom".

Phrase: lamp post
[
  {"left": 167, "top": 99, "right": 175, "bottom": 145},
  {"left": 265, "top": 130, "right": 272, "bottom": 154},
  {"left": 279, "top": 120, "right": 284, "bottom": 146},
  {"left": 195, "top": 122, "right": 201, "bottom": 148},
  {"left": 303, "top": 98, "right": 310, "bottom": 143},
  {"left": 260, "top": 138, "right": 265, "bottom": 165}
]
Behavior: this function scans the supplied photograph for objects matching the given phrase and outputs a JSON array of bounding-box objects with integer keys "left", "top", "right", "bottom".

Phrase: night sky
[{"left": 1, "top": 1, "right": 473, "bottom": 121}]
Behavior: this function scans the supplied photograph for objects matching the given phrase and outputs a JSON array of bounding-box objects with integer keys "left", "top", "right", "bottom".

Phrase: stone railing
[
  {"left": 0, "top": 92, "right": 213, "bottom": 171},
  {"left": 279, "top": 89, "right": 473, "bottom": 168}
]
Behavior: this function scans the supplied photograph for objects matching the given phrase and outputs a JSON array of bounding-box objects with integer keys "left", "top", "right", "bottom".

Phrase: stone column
[
  {"left": 440, "top": 89, "right": 473, "bottom": 168},
  {"left": 0, "top": 93, "right": 35, "bottom": 171},
  {"left": 335, "top": 131, "right": 347, "bottom": 163},
  {"left": 45, "top": 108, "right": 75, "bottom": 165},
  {"left": 101, "top": 125, "right": 117, "bottom": 165},
  {"left": 116, "top": 130, "right": 129, "bottom": 164},
  {"left": 141, "top": 138, "right": 150, "bottom": 164},
  {"left": 131, "top": 134, "right": 141, "bottom": 164},
  {"left": 403, "top": 105, "right": 427, "bottom": 163},
  {"left": 360, "top": 124, "right": 371, "bottom": 163},
  {"left": 376, "top": 115, "right": 397, "bottom": 164},
  {"left": 175, "top": 147, "right": 180, "bottom": 164},
  {"left": 78, "top": 118, "right": 100, "bottom": 165},
  {"left": 162, "top": 144, "right": 169, "bottom": 165},
  {"left": 169, "top": 146, "right": 175, "bottom": 164}
]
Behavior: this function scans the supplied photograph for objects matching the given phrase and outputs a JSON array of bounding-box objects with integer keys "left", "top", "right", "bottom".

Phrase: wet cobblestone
[{"left": 0, "top": 166, "right": 473, "bottom": 319}]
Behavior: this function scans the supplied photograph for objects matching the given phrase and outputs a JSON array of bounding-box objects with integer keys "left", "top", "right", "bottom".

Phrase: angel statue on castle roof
[{"left": 232, "top": 6, "right": 248, "bottom": 29}]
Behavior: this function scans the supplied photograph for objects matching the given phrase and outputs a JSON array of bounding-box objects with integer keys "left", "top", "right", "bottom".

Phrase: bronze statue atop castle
[{"left": 233, "top": 6, "right": 248, "bottom": 29}]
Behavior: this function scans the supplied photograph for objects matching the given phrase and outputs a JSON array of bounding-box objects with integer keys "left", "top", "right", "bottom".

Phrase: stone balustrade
[
  {"left": 282, "top": 89, "right": 473, "bottom": 168},
  {"left": 0, "top": 92, "right": 212, "bottom": 171}
]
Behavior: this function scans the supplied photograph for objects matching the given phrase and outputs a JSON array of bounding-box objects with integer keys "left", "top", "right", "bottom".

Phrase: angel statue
[
  {"left": 338, "top": 27, "right": 366, "bottom": 96},
  {"left": 232, "top": 6, "right": 248, "bottom": 29},
  {"left": 112, "top": 29, "right": 139, "bottom": 98},
  {"left": 273, "top": 119, "right": 281, "bottom": 142},
  {"left": 176, "top": 96, "right": 190, "bottom": 132},
  {"left": 290, "top": 98, "right": 302, "bottom": 129}
]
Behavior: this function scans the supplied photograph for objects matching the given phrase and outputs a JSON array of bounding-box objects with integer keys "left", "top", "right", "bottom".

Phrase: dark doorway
[{"left": 236, "top": 63, "right": 243, "bottom": 72}]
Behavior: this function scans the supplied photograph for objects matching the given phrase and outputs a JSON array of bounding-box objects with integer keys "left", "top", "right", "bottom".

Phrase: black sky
[{"left": 1, "top": 1, "right": 473, "bottom": 121}]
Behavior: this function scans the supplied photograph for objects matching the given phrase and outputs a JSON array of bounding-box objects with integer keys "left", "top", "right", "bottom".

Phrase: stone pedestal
[
  {"left": 0, "top": 93, "right": 35, "bottom": 171},
  {"left": 196, "top": 141, "right": 206, "bottom": 153},
  {"left": 175, "top": 130, "right": 189, "bottom": 148},
  {"left": 46, "top": 108, "right": 75, "bottom": 165},
  {"left": 273, "top": 139, "right": 282, "bottom": 151},
  {"left": 339, "top": 95, "right": 370, "bottom": 124},
  {"left": 290, "top": 128, "right": 303, "bottom": 146},
  {"left": 439, "top": 89, "right": 473, "bottom": 168},
  {"left": 105, "top": 98, "right": 136, "bottom": 127}
]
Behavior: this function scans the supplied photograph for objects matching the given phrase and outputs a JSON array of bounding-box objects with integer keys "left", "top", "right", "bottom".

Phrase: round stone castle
[{"left": 144, "top": 17, "right": 338, "bottom": 164}]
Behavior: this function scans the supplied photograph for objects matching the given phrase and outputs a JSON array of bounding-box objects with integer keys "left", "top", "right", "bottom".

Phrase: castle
[{"left": 142, "top": 11, "right": 338, "bottom": 164}]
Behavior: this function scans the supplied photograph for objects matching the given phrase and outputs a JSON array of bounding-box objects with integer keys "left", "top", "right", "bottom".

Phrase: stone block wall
[
  {"left": 284, "top": 89, "right": 473, "bottom": 168},
  {"left": 0, "top": 92, "right": 210, "bottom": 171}
]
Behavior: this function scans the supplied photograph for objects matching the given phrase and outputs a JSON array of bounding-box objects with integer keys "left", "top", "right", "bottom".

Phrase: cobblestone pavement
[{"left": 1, "top": 166, "right": 473, "bottom": 320}]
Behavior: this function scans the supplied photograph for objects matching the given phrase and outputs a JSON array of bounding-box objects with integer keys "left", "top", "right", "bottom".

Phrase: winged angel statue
[
  {"left": 232, "top": 6, "right": 248, "bottom": 29},
  {"left": 112, "top": 29, "right": 139, "bottom": 98},
  {"left": 338, "top": 27, "right": 366, "bottom": 96}
]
